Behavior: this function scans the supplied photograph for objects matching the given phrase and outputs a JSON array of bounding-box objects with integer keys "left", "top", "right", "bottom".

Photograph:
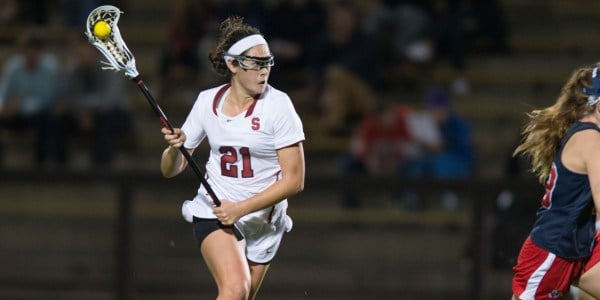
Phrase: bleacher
[
  {"left": 111, "top": 0, "right": 600, "bottom": 179},
  {"left": 2, "top": 0, "right": 596, "bottom": 176}
]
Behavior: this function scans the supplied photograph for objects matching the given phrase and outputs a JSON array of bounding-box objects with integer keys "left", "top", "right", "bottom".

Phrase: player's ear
[{"left": 225, "top": 58, "right": 238, "bottom": 74}]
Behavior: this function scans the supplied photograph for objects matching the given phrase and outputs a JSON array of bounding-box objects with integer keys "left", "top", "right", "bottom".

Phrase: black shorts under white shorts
[{"left": 192, "top": 217, "right": 243, "bottom": 247}]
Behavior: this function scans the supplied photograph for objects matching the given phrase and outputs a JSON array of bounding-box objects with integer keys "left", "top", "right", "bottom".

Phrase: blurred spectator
[
  {"left": 359, "top": 0, "right": 435, "bottom": 90},
  {"left": 343, "top": 103, "right": 414, "bottom": 176},
  {"left": 464, "top": 0, "right": 510, "bottom": 54},
  {"left": 0, "top": 0, "right": 18, "bottom": 25},
  {"left": 155, "top": 0, "right": 215, "bottom": 99},
  {"left": 431, "top": 0, "right": 509, "bottom": 94},
  {"left": 337, "top": 100, "right": 440, "bottom": 208},
  {"left": 0, "top": 0, "right": 50, "bottom": 26},
  {"left": 16, "top": 0, "right": 48, "bottom": 25},
  {"left": 57, "top": 34, "right": 134, "bottom": 168},
  {"left": 60, "top": 0, "right": 101, "bottom": 29},
  {"left": 214, "top": 0, "right": 267, "bottom": 29},
  {"left": 307, "top": 0, "right": 385, "bottom": 136},
  {"left": 403, "top": 86, "right": 475, "bottom": 179},
  {"left": 263, "top": 0, "right": 325, "bottom": 88},
  {"left": 0, "top": 29, "right": 61, "bottom": 166}
]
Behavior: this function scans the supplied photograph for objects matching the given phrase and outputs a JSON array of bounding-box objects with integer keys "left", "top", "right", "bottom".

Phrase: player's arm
[
  {"left": 580, "top": 130, "right": 600, "bottom": 212},
  {"left": 160, "top": 127, "right": 194, "bottom": 178},
  {"left": 238, "top": 142, "right": 305, "bottom": 215}
]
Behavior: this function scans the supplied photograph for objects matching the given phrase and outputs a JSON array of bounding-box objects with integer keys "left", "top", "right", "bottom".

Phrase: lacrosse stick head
[{"left": 85, "top": 5, "right": 139, "bottom": 78}]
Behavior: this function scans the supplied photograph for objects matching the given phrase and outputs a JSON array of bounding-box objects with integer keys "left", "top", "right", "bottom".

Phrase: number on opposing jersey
[
  {"left": 541, "top": 163, "right": 558, "bottom": 208},
  {"left": 219, "top": 146, "right": 254, "bottom": 178}
]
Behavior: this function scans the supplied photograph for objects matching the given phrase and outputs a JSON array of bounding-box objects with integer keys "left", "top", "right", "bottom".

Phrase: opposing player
[
  {"left": 511, "top": 64, "right": 600, "bottom": 299},
  {"left": 160, "top": 16, "right": 305, "bottom": 300}
]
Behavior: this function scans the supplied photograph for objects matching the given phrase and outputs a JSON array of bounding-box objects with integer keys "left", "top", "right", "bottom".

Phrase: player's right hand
[{"left": 162, "top": 127, "right": 186, "bottom": 148}]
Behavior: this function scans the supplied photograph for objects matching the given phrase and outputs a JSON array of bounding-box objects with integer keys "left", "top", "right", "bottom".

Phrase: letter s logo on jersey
[{"left": 251, "top": 117, "right": 260, "bottom": 130}]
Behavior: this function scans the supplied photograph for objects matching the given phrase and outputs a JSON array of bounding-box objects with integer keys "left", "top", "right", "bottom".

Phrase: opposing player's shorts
[{"left": 512, "top": 234, "right": 600, "bottom": 299}]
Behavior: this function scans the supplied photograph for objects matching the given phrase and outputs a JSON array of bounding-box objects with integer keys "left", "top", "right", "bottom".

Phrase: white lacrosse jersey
[{"left": 180, "top": 83, "right": 305, "bottom": 226}]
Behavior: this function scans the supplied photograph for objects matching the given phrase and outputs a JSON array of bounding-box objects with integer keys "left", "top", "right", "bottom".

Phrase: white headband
[{"left": 223, "top": 34, "right": 267, "bottom": 62}]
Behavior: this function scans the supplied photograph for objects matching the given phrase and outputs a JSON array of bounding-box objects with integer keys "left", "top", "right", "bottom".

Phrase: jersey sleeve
[
  {"left": 271, "top": 93, "right": 305, "bottom": 149},
  {"left": 181, "top": 92, "right": 208, "bottom": 149}
]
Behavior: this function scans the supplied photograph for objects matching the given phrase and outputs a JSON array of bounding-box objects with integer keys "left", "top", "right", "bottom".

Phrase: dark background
[{"left": 0, "top": 0, "right": 597, "bottom": 299}]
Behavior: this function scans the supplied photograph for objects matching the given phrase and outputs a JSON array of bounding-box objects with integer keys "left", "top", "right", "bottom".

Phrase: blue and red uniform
[{"left": 512, "top": 121, "right": 600, "bottom": 300}]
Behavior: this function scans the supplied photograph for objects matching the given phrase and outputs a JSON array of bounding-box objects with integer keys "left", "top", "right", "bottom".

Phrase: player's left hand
[{"left": 213, "top": 199, "right": 243, "bottom": 226}]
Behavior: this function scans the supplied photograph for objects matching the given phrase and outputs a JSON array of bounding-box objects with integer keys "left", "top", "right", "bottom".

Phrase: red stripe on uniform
[{"left": 212, "top": 83, "right": 231, "bottom": 116}]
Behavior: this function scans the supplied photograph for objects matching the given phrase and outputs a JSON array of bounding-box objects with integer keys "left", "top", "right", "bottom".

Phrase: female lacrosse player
[
  {"left": 160, "top": 16, "right": 305, "bottom": 300},
  {"left": 510, "top": 64, "right": 600, "bottom": 299}
]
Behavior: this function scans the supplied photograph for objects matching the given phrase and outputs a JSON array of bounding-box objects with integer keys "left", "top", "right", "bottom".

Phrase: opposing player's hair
[
  {"left": 208, "top": 16, "right": 262, "bottom": 77},
  {"left": 514, "top": 64, "right": 597, "bottom": 183}
]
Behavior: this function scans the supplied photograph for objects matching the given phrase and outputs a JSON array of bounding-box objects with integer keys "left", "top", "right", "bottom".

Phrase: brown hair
[
  {"left": 514, "top": 64, "right": 597, "bottom": 183},
  {"left": 208, "top": 16, "right": 262, "bottom": 77}
]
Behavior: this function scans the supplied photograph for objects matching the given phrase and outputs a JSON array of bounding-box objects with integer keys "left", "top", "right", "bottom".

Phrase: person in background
[
  {"left": 337, "top": 100, "right": 440, "bottom": 208},
  {"left": 263, "top": 0, "right": 324, "bottom": 89},
  {"left": 0, "top": 0, "right": 18, "bottom": 25},
  {"left": 0, "top": 29, "right": 61, "bottom": 167},
  {"left": 58, "top": 34, "right": 134, "bottom": 168},
  {"left": 358, "top": 0, "right": 435, "bottom": 90},
  {"left": 155, "top": 0, "right": 215, "bottom": 99},
  {"left": 404, "top": 86, "right": 475, "bottom": 179},
  {"left": 342, "top": 103, "right": 414, "bottom": 174},
  {"left": 60, "top": 0, "right": 101, "bottom": 29},
  {"left": 430, "top": 0, "right": 510, "bottom": 95},
  {"left": 307, "top": 0, "right": 384, "bottom": 136}
]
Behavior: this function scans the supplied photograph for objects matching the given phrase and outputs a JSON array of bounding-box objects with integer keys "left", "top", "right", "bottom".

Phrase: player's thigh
[
  {"left": 578, "top": 262, "right": 600, "bottom": 298},
  {"left": 248, "top": 262, "right": 270, "bottom": 300},
  {"left": 201, "top": 228, "right": 250, "bottom": 287},
  {"left": 573, "top": 287, "right": 597, "bottom": 300},
  {"left": 249, "top": 262, "right": 270, "bottom": 289},
  {"left": 577, "top": 233, "right": 600, "bottom": 298}
]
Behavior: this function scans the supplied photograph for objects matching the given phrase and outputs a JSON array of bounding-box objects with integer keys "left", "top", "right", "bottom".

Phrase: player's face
[{"left": 235, "top": 44, "right": 272, "bottom": 95}]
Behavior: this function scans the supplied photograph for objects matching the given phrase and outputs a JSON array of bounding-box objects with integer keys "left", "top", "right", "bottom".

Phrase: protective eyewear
[{"left": 227, "top": 54, "right": 275, "bottom": 70}]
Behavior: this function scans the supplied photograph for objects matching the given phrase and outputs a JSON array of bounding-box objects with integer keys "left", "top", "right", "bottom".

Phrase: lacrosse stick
[{"left": 85, "top": 5, "right": 221, "bottom": 206}]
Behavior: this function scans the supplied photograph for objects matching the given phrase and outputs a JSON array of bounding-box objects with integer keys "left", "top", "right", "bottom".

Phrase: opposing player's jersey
[
  {"left": 180, "top": 83, "right": 305, "bottom": 225},
  {"left": 530, "top": 121, "right": 598, "bottom": 259}
]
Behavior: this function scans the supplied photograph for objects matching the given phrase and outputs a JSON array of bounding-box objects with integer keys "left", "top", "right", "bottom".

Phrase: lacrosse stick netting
[
  {"left": 84, "top": 5, "right": 221, "bottom": 206},
  {"left": 85, "top": 5, "right": 138, "bottom": 78}
]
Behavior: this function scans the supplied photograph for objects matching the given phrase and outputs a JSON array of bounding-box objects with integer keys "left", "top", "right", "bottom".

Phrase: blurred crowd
[
  {"left": 157, "top": 0, "right": 508, "bottom": 136},
  {"left": 0, "top": 28, "right": 134, "bottom": 169},
  {"left": 0, "top": 0, "right": 509, "bottom": 180}
]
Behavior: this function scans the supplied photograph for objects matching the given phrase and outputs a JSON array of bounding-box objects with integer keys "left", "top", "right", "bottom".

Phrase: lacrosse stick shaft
[{"left": 132, "top": 76, "right": 221, "bottom": 206}]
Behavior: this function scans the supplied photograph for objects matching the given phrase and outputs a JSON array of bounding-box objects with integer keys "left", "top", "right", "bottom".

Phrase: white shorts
[
  {"left": 182, "top": 199, "right": 293, "bottom": 264},
  {"left": 236, "top": 213, "right": 293, "bottom": 264}
]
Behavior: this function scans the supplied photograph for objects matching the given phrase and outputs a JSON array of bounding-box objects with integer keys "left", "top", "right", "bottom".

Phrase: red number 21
[{"left": 219, "top": 146, "right": 254, "bottom": 178}]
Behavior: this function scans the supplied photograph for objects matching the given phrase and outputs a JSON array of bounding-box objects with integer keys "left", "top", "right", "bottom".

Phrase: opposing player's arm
[
  {"left": 580, "top": 130, "right": 600, "bottom": 212},
  {"left": 238, "top": 142, "right": 305, "bottom": 215}
]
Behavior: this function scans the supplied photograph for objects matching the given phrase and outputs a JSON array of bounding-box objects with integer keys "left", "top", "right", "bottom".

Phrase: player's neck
[
  {"left": 580, "top": 108, "right": 600, "bottom": 126},
  {"left": 222, "top": 91, "right": 254, "bottom": 117}
]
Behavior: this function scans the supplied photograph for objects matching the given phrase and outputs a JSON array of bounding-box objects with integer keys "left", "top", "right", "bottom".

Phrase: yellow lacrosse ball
[{"left": 93, "top": 21, "right": 111, "bottom": 39}]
